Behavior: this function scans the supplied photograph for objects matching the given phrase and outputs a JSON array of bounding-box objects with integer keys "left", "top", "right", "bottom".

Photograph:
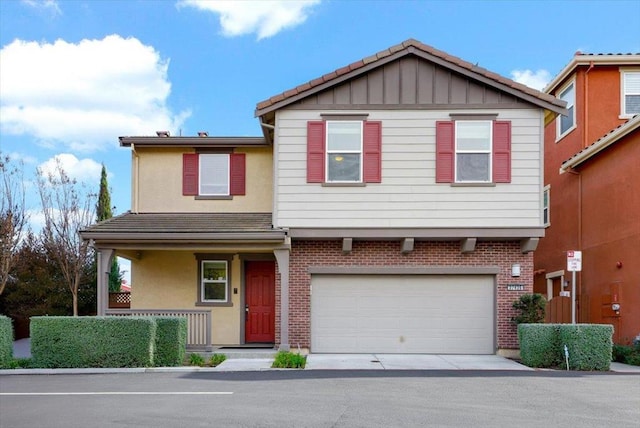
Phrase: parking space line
[{"left": 0, "top": 392, "right": 233, "bottom": 396}]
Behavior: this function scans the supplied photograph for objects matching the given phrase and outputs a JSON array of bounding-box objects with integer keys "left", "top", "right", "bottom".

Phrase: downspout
[{"left": 575, "top": 62, "right": 593, "bottom": 321}]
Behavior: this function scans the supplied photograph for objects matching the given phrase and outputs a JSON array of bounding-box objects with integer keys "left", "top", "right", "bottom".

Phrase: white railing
[{"left": 106, "top": 309, "right": 212, "bottom": 351}]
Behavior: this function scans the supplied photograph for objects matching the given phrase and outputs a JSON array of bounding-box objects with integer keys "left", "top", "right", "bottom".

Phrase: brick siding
[{"left": 275, "top": 240, "right": 533, "bottom": 351}]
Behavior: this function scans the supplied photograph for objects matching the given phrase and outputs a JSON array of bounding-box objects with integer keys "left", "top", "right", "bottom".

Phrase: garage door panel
[{"left": 311, "top": 274, "right": 495, "bottom": 354}]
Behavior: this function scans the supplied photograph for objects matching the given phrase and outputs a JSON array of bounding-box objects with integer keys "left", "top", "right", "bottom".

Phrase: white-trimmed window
[
  {"left": 455, "top": 121, "right": 492, "bottom": 182},
  {"left": 199, "top": 154, "right": 229, "bottom": 195},
  {"left": 622, "top": 70, "right": 640, "bottom": 117},
  {"left": 557, "top": 80, "right": 575, "bottom": 140},
  {"left": 543, "top": 185, "right": 550, "bottom": 227},
  {"left": 326, "top": 121, "right": 362, "bottom": 182},
  {"left": 200, "top": 260, "right": 228, "bottom": 303}
]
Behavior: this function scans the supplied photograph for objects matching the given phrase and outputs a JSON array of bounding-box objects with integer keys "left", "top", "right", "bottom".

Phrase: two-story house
[
  {"left": 534, "top": 53, "right": 640, "bottom": 344},
  {"left": 83, "top": 39, "right": 566, "bottom": 355}
]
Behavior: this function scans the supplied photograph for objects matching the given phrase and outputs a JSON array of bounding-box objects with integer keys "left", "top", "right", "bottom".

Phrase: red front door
[{"left": 245, "top": 261, "right": 275, "bottom": 343}]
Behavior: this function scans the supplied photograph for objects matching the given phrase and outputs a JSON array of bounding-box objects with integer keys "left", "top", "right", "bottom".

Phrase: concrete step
[{"left": 200, "top": 347, "right": 278, "bottom": 360}]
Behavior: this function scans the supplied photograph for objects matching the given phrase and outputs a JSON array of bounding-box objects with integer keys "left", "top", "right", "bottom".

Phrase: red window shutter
[
  {"left": 363, "top": 121, "right": 382, "bottom": 183},
  {"left": 230, "top": 153, "right": 246, "bottom": 195},
  {"left": 492, "top": 121, "right": 511, "bottom": 183},
  {"left": 435, "top": 121, "right": 455, "bottom": 183},
  {"left": 307, "top": 121, "right": 326, "bottom": 183},
  {"left": 183, "top": 153, "right": 199, "bottom": 195}
]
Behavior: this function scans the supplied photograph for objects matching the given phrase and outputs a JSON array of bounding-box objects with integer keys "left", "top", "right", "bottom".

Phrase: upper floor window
[
  {"left": 326, "top": 121, "right": 362, "bottom": 182},
  {"left": 182, "top": 152, "right": 245, "bottom": 198},
  {"left": 436, "top": 119, "right": 511, "bottom": 184},
  {"left": 622, "top": 71, "right": 640, "bottom": 117},
  {"left": 543, "top": 185, "right": 550, "bottom": 227},
  {"left": 455, "top": 121, "right": 492, "bottom": 182},
  {"left": 557, "top": 80, "right": 575, "bottom": 140},
  {"left": 307, "top": 119, "right": 382, "bottom": 184}
]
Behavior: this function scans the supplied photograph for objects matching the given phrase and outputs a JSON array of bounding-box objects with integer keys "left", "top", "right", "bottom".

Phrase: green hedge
[
  {"left": 559, "top": 324, "right": 612, "bottom": 371},
  {"left": 518, "top": 323, "right": 613, "bottom": 370},
  {"left": 31, "top": 316, "right": 156, "bottom": 368},
  {"left": 154, "top": 317, "right": 187, "bottom": 367},
  {"left": 0, "top": 316, "right": 14, "bottom": 368},
  {"left": 518, "top": 323, "right": 560, "bottom": 368}
]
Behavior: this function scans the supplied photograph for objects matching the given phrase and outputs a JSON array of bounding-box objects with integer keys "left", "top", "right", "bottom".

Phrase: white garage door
[{"left": 311, "top": 275, "right": 495, "bottom": 354}]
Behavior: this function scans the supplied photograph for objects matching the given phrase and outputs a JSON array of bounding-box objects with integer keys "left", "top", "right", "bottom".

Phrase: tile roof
[
  {"left": 82, "top": 212, "right": 277, "bottom": 234},
  {"left": 255, "top": 38, "right": 565, "bottom": 115},
  {"left": 544, "top": 52, "right": 640, "bottom": 93},
  {"left": 560, "top": 115, "right": 640, "bottom": 172}
]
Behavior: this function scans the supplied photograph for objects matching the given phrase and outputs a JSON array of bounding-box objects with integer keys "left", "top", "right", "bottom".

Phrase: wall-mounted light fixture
[{"left": 511, "top": 264, "right": 521, "bottom": 277}]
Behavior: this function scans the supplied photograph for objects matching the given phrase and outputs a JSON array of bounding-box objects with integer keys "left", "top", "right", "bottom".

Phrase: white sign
[{"left": 567, "top": 250, "right": 582, "bottom": 272}]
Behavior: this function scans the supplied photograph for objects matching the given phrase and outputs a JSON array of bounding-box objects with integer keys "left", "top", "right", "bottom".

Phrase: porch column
[
  {"left": 274, "top": 248, "right": 290, "bottom": 351},
  {"left": 96, "top": 249, "right": 115, "bottom": 315}
]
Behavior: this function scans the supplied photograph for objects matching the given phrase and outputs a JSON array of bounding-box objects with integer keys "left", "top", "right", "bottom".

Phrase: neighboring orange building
[{"left": 534, "top": 53, "right": 640, "bottom": 344}]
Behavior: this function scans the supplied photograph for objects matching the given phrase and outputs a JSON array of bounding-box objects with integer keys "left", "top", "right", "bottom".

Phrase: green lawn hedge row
[
  {"left": 0, "top": 315, "right": 13, "bottom": 368},
  {"left": 30, "top": 316, "right": 187, "bottom": 368},
  {"left": 518, "top": 323, "right": 613, "bottom": 371}
]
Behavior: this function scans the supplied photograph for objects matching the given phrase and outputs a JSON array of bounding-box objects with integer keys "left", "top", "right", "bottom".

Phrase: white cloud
[
  {"left": 37, "top": 153, "right": 103, "bottom": 185},
  {"left": 0, "top": 35, "right": 190, "bottom": 152},
  {"left": 179, "top": 0, "right": 320, "bottom": 40},
  {"left": 21, "top": 0, "right": 62, "bottom": 17},
  {"left": 511, "top": 69, "right": 552, "bottom": 91}
]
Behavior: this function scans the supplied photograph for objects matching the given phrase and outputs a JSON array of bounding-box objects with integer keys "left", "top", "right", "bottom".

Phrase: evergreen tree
[{"left": 96, "top": 164, "right": 122, "bottom": 292}]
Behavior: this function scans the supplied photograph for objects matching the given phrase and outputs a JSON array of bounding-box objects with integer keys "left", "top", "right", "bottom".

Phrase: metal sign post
[{"left": 567, "top": 251, "right": 582, "bottom": 324}]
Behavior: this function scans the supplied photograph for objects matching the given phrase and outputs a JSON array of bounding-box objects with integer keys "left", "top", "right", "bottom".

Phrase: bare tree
[
  {"left": 37, "top": 158, "right": 96, "bottom": 316},
  {"left": 0, "top": 154, "right": 29, "bottom": 295}
]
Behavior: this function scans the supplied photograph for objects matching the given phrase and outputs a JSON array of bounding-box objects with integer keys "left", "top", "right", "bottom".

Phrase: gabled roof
[
  {"left": 80, "top": 212, "right": 285, "bottom": 243},
  {"left": 545, "top": 52, "right": 640, "bottom": 94},
  {"left": 255, "top": 38, "right": 567, "bottom": 117},
  {"left": 560, "top": 115, "right": 640, "bottom": 173}
]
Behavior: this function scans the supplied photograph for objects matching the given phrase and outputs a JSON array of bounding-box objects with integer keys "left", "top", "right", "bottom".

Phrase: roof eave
[
  {"left": 81, "top": 231, "right": 286, "bottom": 243},
  {"left": 545, "top": 54, "right": 640, "bottom": 93},
  {"left": 560, "top": 116, "right": 640, "bottom": 173},
  {"left": 119, "top": 136, "right": 268, "bottom": 148}
]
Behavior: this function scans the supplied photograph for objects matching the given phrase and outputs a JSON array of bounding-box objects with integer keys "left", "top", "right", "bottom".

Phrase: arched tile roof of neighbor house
[
  {"left": 80, "top": 212, "right": 285, "bottom": 243},
  {"left": 560, "top": 115, "right": 640, "bottom": 173},
  {"left": 254, "top": 38, "right": 568, "bottom": 117}
]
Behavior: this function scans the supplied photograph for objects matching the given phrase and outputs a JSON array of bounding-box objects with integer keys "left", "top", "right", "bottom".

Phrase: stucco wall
[
  {"left": 133, "top": 146, "right": 273, "bottom": 213},
  {"left": 131, "top": 251, "right": 242, "bottom": 345}
]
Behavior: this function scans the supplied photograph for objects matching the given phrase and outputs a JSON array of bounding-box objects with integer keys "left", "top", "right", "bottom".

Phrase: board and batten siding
[{"left": 274, "top": 109, "right": 545, "bottom": 228}]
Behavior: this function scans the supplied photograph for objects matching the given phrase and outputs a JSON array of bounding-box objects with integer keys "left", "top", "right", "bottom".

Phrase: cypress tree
[{"left": 96, "top": 165, "right": 122, "bottom": 292}]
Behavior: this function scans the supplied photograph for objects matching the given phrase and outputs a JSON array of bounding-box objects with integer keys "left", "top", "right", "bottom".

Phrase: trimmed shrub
[
  {"left": 272, "top": 351, "right": 306, "bottom": 369},
  {"left": 31, "top": 316, "right": 156, "bottom": 368},
  {"left": 519, "top": 323, "right": 613, "bottom": 370},
  {"left": 153, "top": 317, "right": 187, "bottom": 367},
  {"left": 559, "top": 324, "right": 612, "bottom": 371},
  {"left": 0, "top": 315, "right": 14, "bottom": 368},
  {"left": 518, "top": 324, "right": 561, "bottom": 368}
]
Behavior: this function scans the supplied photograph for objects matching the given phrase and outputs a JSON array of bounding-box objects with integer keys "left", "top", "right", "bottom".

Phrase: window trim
[
  {"left": 620, "top": 69, "right": 640, "bottom": 118},
  {"left": 195, "top": 254, "right": 233, "bottom": 307},
  {"left": 556, "top": 79, "right": 576, "bottom": 142},
  {"left": 325, "top": 120, "right": 363, "bottom": 183},
  {"left": 454, "top": 120, "right": 493, "bottom": 183},
  {"left": 198, "top": 153, "right": 230, "bottom": 196},
  {"left": 543, "top": 185, "right": 550, "bottom": 227}
]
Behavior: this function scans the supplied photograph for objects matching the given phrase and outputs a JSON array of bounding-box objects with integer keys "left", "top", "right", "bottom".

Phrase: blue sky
[{"left": 1, "top": 0, "right": 639, "bottom": 230}]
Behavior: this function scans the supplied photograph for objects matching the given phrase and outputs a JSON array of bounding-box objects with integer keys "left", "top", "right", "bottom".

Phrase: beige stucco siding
[
  {"left": 134, "top": 146, "right": 273, "bottom": 213},
  {"left": 274, "top": 109, "right": 544, "bottom": 228},
  {"left": 130, "top": 251, "right": 241, "bottom": 345}
]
